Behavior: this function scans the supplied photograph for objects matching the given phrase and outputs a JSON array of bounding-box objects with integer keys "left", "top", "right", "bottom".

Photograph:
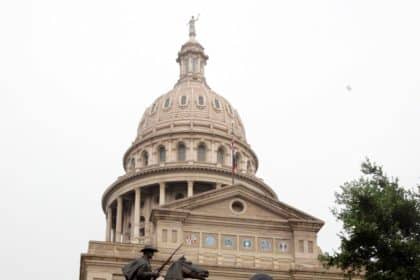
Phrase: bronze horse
[
  {"left": 164, "top": 256, "right": 209, "bottom": 280},
  {"left": 250, "top": 273, "right": 273, "bottom": 280}
]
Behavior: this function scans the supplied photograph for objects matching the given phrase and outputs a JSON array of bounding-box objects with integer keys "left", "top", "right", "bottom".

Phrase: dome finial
[{"left": 188, "top": 14, "right": 200, "bottom": 39}]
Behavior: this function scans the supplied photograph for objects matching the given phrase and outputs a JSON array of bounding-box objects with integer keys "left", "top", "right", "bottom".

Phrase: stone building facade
[{"left": 79, "top": 22, "right": 347, "bottom": 280}]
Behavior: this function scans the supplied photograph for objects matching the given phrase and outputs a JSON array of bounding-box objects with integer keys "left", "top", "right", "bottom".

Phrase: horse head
[
  {"left": 166, "top": 256, "right": 209, "bottom": 280},
  {"left": 250, "top": 273, "right": 273, "bottom": 280}
]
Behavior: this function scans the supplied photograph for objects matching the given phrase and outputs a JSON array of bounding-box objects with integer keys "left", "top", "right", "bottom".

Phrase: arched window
[
  {"left": 214, "top": 99, "right": 221, "bottom": 109},
  {"left": 158, "top": 145, "right": 166, "bottom": 163},
  {"left": 177, "top": 142, "right": 186, "bottom": 161},
  {"left": 197, "top": 143, "right": 206, "bottom": 162},
  {"left": 163, "top": 98, "right": 171, "bottom": 109},
  {"left": 130, "top": 157, "right": 135, "bottom": 170},
  {"left": 150, "top": 103, "right": 157, "bottom": 114},
  {"left": 142, "top": 151, "right": 149, "bottom": 167},
  {"left": 198, "top": 96, "right": 205, "bottom": 106},
  {"left": 226, "top": 103, "right": 233, "bottom": 115},
  {"left": 140, "top": 216, "right": 145, "bottom": 223},
  {"left": 217, "top": 147, "right": 225, "bottom": 165},
  {"left": 180, "top": 95, "right": 187, "bottom": 106},
  {"left": 235, "top": 152, "right": 241, "bottom": 170}
]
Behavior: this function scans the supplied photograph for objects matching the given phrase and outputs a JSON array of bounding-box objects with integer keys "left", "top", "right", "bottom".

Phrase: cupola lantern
[{"left": 176, "top": 16, "right": 208, "bottom": 83}]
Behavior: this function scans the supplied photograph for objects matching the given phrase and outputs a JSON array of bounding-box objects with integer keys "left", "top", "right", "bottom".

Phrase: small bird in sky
[{"left": 346, "top": 85, "right": 352, "bottom": 92}]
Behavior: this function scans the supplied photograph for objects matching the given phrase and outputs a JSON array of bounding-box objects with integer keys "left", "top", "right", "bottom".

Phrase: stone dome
[
  {"left": 136, "top": 81, "right": 247, "bottom": 143},
  {"left": 99, "top": 22, "right": 280, "bottom": 253}
]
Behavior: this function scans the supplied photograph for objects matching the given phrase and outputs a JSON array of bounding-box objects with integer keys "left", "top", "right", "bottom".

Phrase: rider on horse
[{"left": 122, "top": 245, "right": 160, "bottom": 280}]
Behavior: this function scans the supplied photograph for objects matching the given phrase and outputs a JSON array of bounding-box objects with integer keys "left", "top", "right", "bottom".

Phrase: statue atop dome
[{"left": 188, "top": 15, "right": 199, "bottom": 39}]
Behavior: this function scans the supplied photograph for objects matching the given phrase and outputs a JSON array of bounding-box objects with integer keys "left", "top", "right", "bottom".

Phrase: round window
[{"left": 230, "top": 199, "right": 246, "bottom": 214}]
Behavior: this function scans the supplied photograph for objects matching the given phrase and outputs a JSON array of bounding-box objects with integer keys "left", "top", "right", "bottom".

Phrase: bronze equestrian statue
[
  {"left": 122, "top": 244, "right": 209, "bottom": 280},
  {"left": 122, "top": 245, "right": 160, "bottom": 280}
]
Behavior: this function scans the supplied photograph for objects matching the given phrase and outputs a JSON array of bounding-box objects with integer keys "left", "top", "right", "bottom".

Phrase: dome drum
[{"left": 123, "top": 133, "right": 258, "bottom": 175}]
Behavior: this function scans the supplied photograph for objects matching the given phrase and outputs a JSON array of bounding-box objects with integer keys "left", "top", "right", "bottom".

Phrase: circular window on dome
[
  {"left": 179, "top": 95, "right": 188, "bottom": 107},
  {"left": 230, "top": 199, "right": 246, "bottom": 214}
]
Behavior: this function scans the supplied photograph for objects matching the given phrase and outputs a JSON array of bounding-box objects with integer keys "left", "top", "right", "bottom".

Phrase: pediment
[{"left": 163, "top": 184, "right": 323, "bottom": 223}]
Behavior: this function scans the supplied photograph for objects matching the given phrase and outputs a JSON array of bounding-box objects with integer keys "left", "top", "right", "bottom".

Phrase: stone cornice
[
  {"left": 101, "top": 164, "right": 277, "bottom": 211},
  {"left": 186, "top": 212, "right": 292, "bottom": 231},
  {"left": 150, "top": 207, "right": 292, "bottom": 231},
  {"left": 150, "top": 208, "right": 190, "bottom": 223},
  {"left": 288, "top": 219, "right": 324, "bottom": 232}
]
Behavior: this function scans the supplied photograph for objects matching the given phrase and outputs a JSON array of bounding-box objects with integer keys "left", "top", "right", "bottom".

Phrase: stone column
[
  {"left": 159, "top": 182, "right": 166, "bottom": 206},
  {"left": 106, "top": 207, "right": 112, "bottom": 241},
  {"left": 132, "top": 188, "right": 141, "bottom": 242},
  {"left": 216, "top": 183, "right": 222, "bottom": 190},
  {"left": 116, "top": 197, "right": 123, "bottom": 242},
  {"left": 187, "top": 181, "right": 194, "bottom": 197}
]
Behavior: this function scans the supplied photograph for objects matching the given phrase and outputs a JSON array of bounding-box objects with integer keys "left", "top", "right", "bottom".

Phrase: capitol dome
[
  {"left": 121, "top": 34, "right": 262, "bottom": 178},
  {"left": 101, "top": 21, "right": 278, "bottom": 246}
]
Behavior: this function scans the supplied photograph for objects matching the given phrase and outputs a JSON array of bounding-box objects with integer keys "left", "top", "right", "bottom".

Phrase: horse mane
[{"left": 165, "top": 258, "right": 184, "bottom": 280}]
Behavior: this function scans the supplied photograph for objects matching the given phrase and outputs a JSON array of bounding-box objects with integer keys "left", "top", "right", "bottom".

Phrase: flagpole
[{"left": 231, "top": 120, "right": 235, "bottom": 186}]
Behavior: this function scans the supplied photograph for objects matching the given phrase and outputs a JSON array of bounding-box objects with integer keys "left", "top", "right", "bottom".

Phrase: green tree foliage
[{"left": 320, "top": 159, "right": 420, "bottom": 279}]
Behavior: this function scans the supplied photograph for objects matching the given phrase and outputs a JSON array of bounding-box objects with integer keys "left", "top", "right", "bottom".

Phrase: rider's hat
[{"left": 140, "top": 245, "right": 159, "bottom": 253}]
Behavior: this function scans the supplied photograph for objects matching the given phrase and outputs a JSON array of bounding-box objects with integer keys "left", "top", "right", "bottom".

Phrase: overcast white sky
[{"left": 1, "top": 1, "right": 419, "bottom": 279}]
